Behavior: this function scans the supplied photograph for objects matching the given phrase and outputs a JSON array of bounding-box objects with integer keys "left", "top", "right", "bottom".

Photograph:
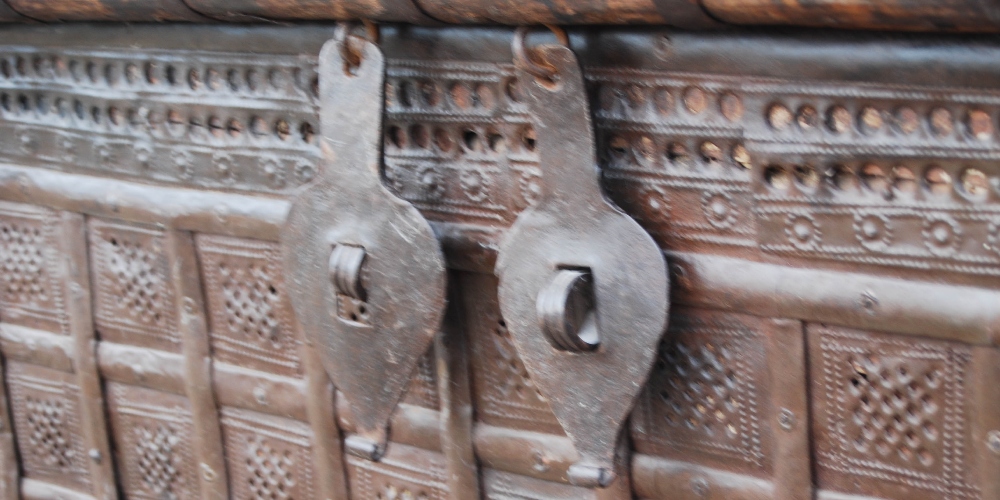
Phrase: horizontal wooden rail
[
  {"left": 2, "top": 163, "right": 998, "bottom": 347},
  {"left": 0, "top": 0, "right": 998, "bottom": 31}
]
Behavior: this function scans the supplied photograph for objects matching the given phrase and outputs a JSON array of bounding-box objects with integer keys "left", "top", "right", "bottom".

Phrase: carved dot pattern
[
  {"left": 492, "top": 320, "right": 543, "bottom": 401},
  {"left": 847, "top": 354, "right": 941, "bottom": 467},
  {"left": 24, "top": 397, "right": 72, "bottom": 467},
  {"left": 376, "top": 484, "right": 428, "bottom": 500},
  {"left": 136, "top": 425, "right": 181, "bottom": 499},
  {"left": 245, "top": 436, "right": 295, "bottom": 500},
  {"left": 107, "top": 237, "right": 164, "bottom": 324},
  {"left": 0, "top": 221, "right": 47, "bottom": 303},
  {"left": 218, "top": 263, "right": 281, "bottom": 346},
  {"left": 657, "top": 341, "right": 739, "bottom": 437}
]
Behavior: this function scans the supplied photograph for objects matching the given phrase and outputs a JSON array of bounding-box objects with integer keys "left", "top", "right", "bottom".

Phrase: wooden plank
[
  {"left": 57, "top": 212, "right": 117, "bottom": 500},
  {"left": 766, "top": 319, "right": 812, "bottom": 500},
  {"left": 164, "top": 230, "right": 228, "bottom": 500},
  {"left": 300, "top": 337, "right": 352, "bottom": 500},
  {"left": 436, "top": 273, "right": 481, "bottom": 499}
]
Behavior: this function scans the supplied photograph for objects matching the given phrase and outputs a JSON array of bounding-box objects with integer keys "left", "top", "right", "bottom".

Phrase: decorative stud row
[
  {"left": 384, "top": 122, "right": 536, "bottom": 157},
  {"left": 604, "top": 133, "right": 751, "bottom": 172},
  {"left": 594, "top": 83, "right": 745, "bottom": 123},
  {"left": 0, "top": 92, "right": 317, "bottom": 147},
  {"left": 763, "top": 162, "right": 996, "bottom": 201},
  {"left": 387, "top": 77, "right": 524, "bottom": 112},
  {"left": 0, "top": 54, "right": 318, "bottom": 98},
  {"left": 766, "top": 102, "right": 996, "bottom": 141}
]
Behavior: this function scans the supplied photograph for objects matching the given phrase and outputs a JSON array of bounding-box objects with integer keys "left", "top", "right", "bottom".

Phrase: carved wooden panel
[
  {"left": 0, "top": 27, "right": 998, "bottom": 500},
  {"left": 630, "top": 308, "right": 813, "bottom": 500},
  {"left": 632, "top": 307, "right": 771, "bottom": 475},
  {"left": 809, "top": 324, "right": 980, "bottom": 500},
  {"left": 464, "top": 272, "right": 561, "bottom": 435},
  {"left": 6, "top": 361, "right": 90, "bottom": 492},
  {"left": 0, "top": 201, "right": 65, "bottom": 334},
  {"left": 197, "top": 233, "right": 350, "bottom": 500},
  {"left": 595, "top": 68, "right": 1000, "bottom": 289},
  {"left": 402, "top": 351, "right": 440, "bottom": 411},
  {"left": 197, "top": 235, "right": 302, "bottom": 378},
  {"left": 750, "top": 95, "right": 1000, "bottom": 282},
  {"left": 0, "top": 203, "right": 118, "bottom": 500},
  {"left": 595, "top": 73, "right": 756, "bottom": 262},
  {"left": 220, "top": 407, "right": 316, "bottom": 500},
  {"left": 383, "top": 59, "right": 539, "bottom": 248},
  {"left": 384, "top": 60, "right": 530, "bottom": 215},
  {"left": 89, "top": 218, "right": 178, "bottom": 353},
  {"left": 106, "top": 382, "right": 199, "bottom": 500},
  {"left": 0, "top": 49, "right": 320, "bottom": 195},
  {"left": 346, "top": 443, "right": 449, "bottom": 500}
]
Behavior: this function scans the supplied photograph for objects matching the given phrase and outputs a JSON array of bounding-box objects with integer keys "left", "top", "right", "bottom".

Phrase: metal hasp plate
[
  {"left": 280, "top": 30, "right": 447, "bottom": 461},
  {"left": 496, "top": 32, "right": 670, "bottom": 488}
]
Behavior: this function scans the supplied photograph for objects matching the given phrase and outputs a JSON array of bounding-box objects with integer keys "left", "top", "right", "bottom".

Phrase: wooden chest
[{"left": 0, "top": 17, "right": 997, "bottom": 500}]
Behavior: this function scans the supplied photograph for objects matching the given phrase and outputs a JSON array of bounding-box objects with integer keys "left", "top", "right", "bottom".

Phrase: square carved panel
[
  {"left": 196, "top": 235, "right": 302, "bottom": 378},
  {"left": 401, "top": 350, "right": 439, "bottom": 411},
  {"left": 809, "top": 324, "right": 978, "bottom": 499},
  {"left": 89, "top": 219, "right": 178, "bottom": 353},
  {"left": 346, "top": 442, "right": 448, "bottom": 500},
  {"left": 6, "top": 361, "right": 89, "bottom": 491},
  {"left": 220, "top": 407, "right": 315, "bottom": 500},
  {"left": 0, "top": 201, "right": 66, "bottom": 334},
  {"left": 106, "top": 383, "right": 198, "bottom": 500},
  {"left": 632, "top": 307, "right": 770, "bottom": 474},
  {"left": 463, "top": 273, "right": 561, "bottom": 435}
]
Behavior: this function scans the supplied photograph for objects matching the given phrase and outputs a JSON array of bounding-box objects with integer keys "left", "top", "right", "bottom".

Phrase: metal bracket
[
  {"left": 496, "top": 31, "right": 670, "bottom": 488},
  {"left": 280, "top": 29, "right": 447, "bottom": 461}
]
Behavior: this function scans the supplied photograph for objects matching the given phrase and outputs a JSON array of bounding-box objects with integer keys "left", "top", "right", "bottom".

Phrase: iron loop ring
[
  {"left": 337, "top": 20, "right": 380, "bottom": 72},
  {"left": 512, "top": 25, "right": 570, "bottom": 84},
  {"left": 537, "top": 269, "right": 599, "bottom": 352},
  {"left": 329, "top": 243, "right": 367, "bottom": 300}
]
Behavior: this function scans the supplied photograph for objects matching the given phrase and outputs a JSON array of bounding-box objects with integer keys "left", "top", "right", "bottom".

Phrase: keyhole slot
[{"left": 330, "top": 244, "right": 370, "bottom": 325}]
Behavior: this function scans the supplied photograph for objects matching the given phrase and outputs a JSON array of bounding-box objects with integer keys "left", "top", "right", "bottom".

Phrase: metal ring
[
  {"left": 537, "top": 269, "right": 599, "bottom": 352},
  {"left": 512, "top": 25, "right": 569, "bottom": 83},
  {"left": 361, "top": 19, "right": 380, "bottom": 44},
  {"left": 329, "top": 243, "right": 367, "bottom": 300},
  {"left": 337, "top": 20, "right": 380, "bottom": 72}
]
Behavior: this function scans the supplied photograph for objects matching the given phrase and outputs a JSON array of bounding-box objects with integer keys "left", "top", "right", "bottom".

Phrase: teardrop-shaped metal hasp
[
  {"left": 280, "top": 33, "right": 447, "bottom": 460},
  {"left": 496, "top": 41, "right": 669, "bottom": 487}
]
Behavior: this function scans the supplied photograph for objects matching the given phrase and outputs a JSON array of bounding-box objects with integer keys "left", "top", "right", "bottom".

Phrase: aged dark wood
[
  {"left": 415, "top": 0, "right": 719, "bottom": 27},
  {"left": 0, "top": 22, "right": 997, "bottom": 500},
  {"left": 184, "top": 0, "right": 429, "bottom": 23},
  {"left": 703, "top": 0, "right": 1000, "bottom": 32},
  {"left": 3, "top": 0, "right": 206, "bottom": 22},
  {"left": 5, "top": 0, "right": 1000, "bottom": 32},
  {"left": 0, "top": 1, "right": 27, "bottom": 22}
]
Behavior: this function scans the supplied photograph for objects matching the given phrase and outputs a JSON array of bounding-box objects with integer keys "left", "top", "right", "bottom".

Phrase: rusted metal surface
[
  {"left": 0, "top": 23, "right": 997, "bottom": 500},
  {"left": 496, "top": 30, "right": 668, "bottom": 488},
  {"left": 280, "top": 28, "right": 447, "bottom": 461}
]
